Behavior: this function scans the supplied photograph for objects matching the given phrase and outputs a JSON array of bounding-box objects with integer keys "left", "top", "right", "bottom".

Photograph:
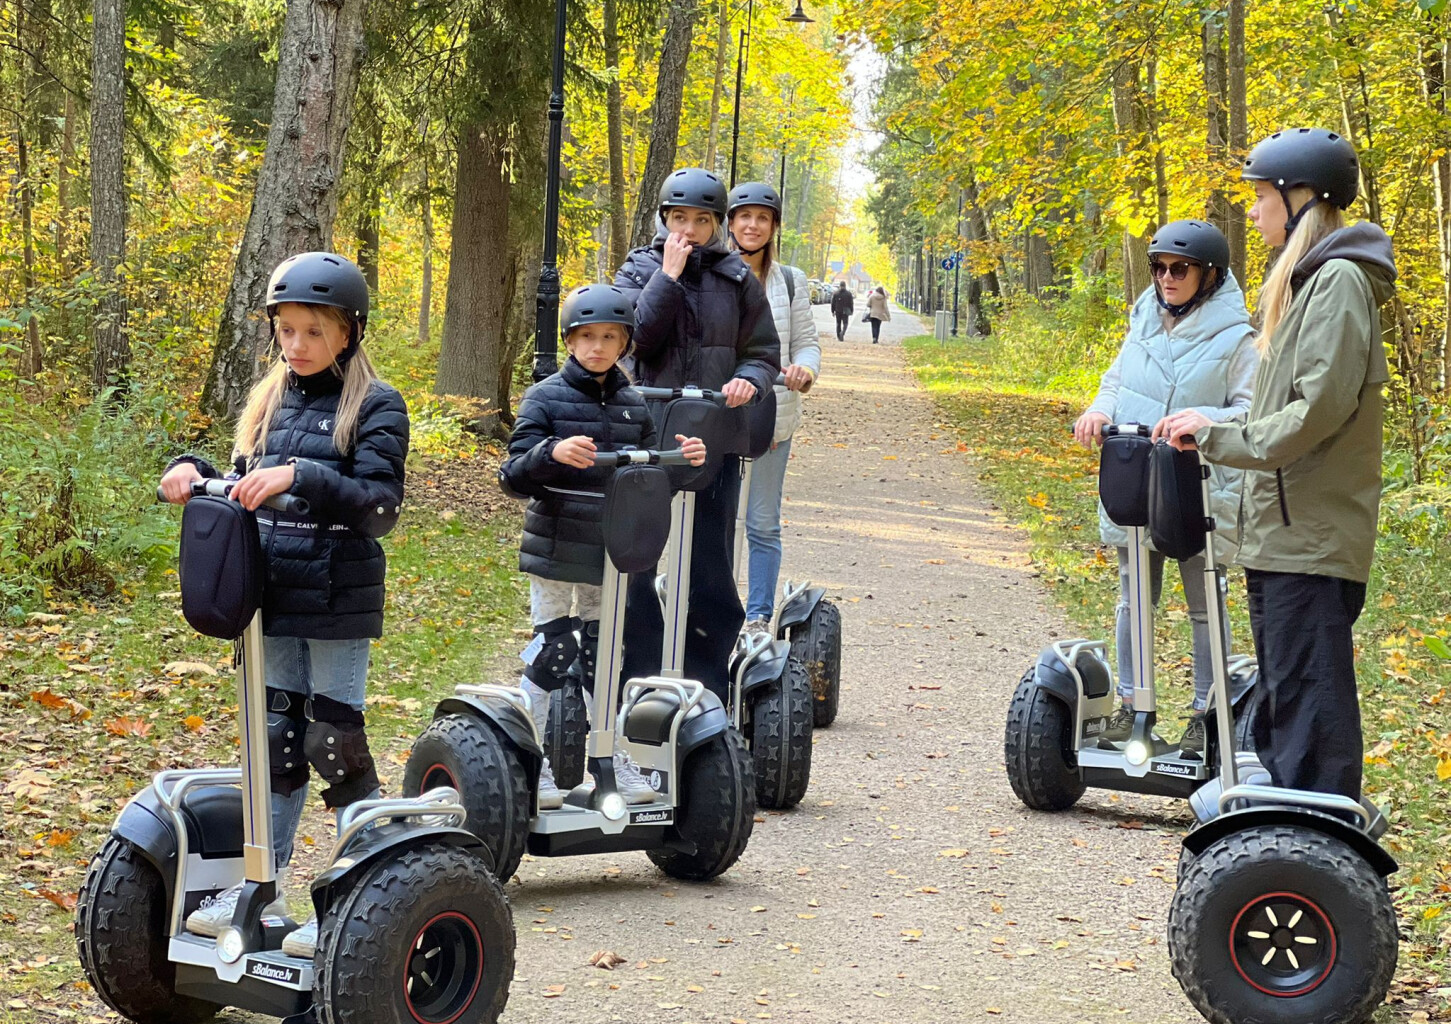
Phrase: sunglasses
[{"left": 1149, "top": 260, "right": 1197, "bottom": 281}]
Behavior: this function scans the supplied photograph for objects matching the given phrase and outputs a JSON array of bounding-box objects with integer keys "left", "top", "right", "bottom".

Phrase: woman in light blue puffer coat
[{"left": 1073, "top": 220, "right": 1257, "bottom": 756}]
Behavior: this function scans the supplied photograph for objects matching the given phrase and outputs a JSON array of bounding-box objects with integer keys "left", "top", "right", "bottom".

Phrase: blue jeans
[
  {"left": 264, "top": 636, "right": 374, "bottom": 869},
  {"left": 745, "top": 438, "right": 792, "bottom": 621}
]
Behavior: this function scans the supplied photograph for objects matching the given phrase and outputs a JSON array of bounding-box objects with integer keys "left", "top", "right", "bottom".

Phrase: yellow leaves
[
  {"left": 1025, "top": 491, "right": 1049, "bottom": 509},
  {"left": 937, "top": 848, "right": 970, "bottom": 858},
  {"left": 589, "top": 950, "right": 626, "bottom": 970},
  {"left": 1437, "top": 757, "right": 1451, "bottom": 783},
  {"left": 1423, "top": 906, "right": 1443, "bottom": 921},
  {"left": 184, "top": 714, "right": 206, "bottom": 733}
]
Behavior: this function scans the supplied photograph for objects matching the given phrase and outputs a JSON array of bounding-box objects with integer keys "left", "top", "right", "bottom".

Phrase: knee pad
[
  {"left": 524, "top": 616, "right": 578, "bottom": 693},
  {"left": 303, "top": 694, "right": 380, "bottom": 809},
  {"left": 576, "top": 620, "right": 600, "bottom": 683},
  {"left": 267, "top": 688, "right": 309, "bottom": 797}
]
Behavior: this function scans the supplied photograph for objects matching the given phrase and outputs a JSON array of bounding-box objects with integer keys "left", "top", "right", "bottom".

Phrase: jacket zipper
[
  {"left": 1275, "top": 468, "right": 1291, "bottom": 526},
  {"left": 265, "top": 387, "right": 312, "bottom": 568}
]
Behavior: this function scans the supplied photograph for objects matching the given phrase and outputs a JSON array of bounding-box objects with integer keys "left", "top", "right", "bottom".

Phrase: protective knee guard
[
  {"left": 524, "top": 616, "right": 579, "bottom": 693},
  {"left": 576, "top": 620, "right": 600, "bottom": 684},
  {"left": 303, "top": 694, "right": 380, "bottom": 809},
  {"left": 267, "top": 688, "right": 310, "bottom": 797}
]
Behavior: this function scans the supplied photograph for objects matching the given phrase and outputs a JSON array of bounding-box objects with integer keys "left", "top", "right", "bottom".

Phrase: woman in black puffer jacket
[
  {"left": 613, "top": 167, "right": 781, "bottom": 700},
  {"left": 158, "top": 252, "right": 406, "bottom": 959}
]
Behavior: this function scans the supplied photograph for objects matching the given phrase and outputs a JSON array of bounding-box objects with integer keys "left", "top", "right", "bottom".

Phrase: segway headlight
[
  {"left": 1125, "top": 740, "right": 1151, "bottom": 766},
  {"left": 217, "top": 927, "right": 246, "bottom": 964},
  {"left": 601, "top": 792, "right": 627, "bottom": 821}
]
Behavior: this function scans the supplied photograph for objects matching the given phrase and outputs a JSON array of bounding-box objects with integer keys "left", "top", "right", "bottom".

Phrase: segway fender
[
  {"left": 112, "top": 783, "right": 246, "bottom": 908},
  {"left": 677, "top": 692, "right": 730, "bottom": 760},
  {"left": 435, "top": 694, "right": 544, "bottom": 762},
  {"left": 777, "top": 586, "right": 825, "bottom": 631},
  {"left": 1030, "top": 646, "right": 1081, "bottom": 711},
  {"left": 741, "top": 641, "right": 792, "bottom": 694},
  {"left": 310, "top": 821, "right": 490, "bottom": 921},
  {"left": 1182, "top": 805, "right": 1398, "bottom": 878},
  {"left": 112, "top": 791, "right": 181, "bottom": 906}
]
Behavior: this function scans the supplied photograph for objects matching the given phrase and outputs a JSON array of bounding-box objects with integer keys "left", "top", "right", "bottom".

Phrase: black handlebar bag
[
  {"left": 658, "top": 396, "right": 727, "bottom": 492},
  {"left": 1147, "top": 442, "right": 1208, "bottom": 561},
  {"left": 179, "top": 495, "right": 263, "bottom": 639},
  {"left": 729, "top": 387, "right": 778, "bottom": 461},
  {"left": 1098, "top": 431, "right": 1152, "bottom": 527},
  {"left": 602, "top": 465, "right": 673, "bottom": 573}
]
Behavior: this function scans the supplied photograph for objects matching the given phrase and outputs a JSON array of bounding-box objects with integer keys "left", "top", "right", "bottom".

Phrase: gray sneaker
[
  {"left": 186, "top": 872, "right": 289, "bottom": 937},
  {"left": 742, "top": 618, "right": 772, "bottom": 639},
  {"left": 537, "top": 757, "right": 564, "bottom": 810},
  {"left": 1099, "top": 705, "right": 1136, "bottom": 745},
  {"left": 280, "top": 917, "right": 317, "bottom": 959},
  {"left": 1179, "top": 712, "right": 1207, "bottom": 759},
  {"left": 612, "top": 751, "right": 656, "bottom": 805}
]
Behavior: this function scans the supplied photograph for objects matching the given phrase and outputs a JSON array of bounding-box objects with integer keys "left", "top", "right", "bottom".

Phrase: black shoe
[
  {"left": 1180, "top": 712, "right": 1207, "bottom": 759},
  {"left": 1100, "top": 705, "right": 1135, "bottom": 744}
]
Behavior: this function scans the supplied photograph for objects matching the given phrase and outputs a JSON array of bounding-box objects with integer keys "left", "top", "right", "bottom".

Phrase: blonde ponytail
[{"left": 1255, "top": 188, "right": 1345, "bottom": 355}]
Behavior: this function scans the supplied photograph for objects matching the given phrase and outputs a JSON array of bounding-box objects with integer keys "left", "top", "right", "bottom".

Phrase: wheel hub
[
  {"left": 1230, "top": 892, "right": 1335, "bottom": 998},
  {"left": 403, "top": 911, "right": 483, "bottom": 1024}
]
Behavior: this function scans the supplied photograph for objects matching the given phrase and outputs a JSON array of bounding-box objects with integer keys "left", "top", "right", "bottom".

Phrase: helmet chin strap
[
  {"left": 1280, "top": 190, "right": 1321, "bottom": 241},
  {"left": 728, "top": 230, "right": 769, "bottom": 257},
  {"left": 1154, "top": 270, "right": 1220, "bottom": 318}
]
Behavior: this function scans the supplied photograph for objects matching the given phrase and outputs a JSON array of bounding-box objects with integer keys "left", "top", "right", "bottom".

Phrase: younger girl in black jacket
[
  {"left": 158, "top": 252, "right": 407, "bottom": 959},
  {"left": 499, "top": 284, "right": 705, "bottom": 810}
]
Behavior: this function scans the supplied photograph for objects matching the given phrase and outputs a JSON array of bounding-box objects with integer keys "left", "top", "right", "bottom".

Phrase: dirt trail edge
[{"left": 489, "top": 303, "right": 1197, "bottom": 1024}]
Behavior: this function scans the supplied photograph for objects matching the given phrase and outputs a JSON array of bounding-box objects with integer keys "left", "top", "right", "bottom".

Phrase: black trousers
[
  {"left": 868, "top": 317, "right": 882, "bottom": 342},
  {"left": 621, "top": 457, "right": 743, "bottom": 703},
  {"left": 1245, "top": 569, "right": 1367, "bottom": 802},
  {"left": 834, "top": 313, "right": 850, "bottom": 340}
]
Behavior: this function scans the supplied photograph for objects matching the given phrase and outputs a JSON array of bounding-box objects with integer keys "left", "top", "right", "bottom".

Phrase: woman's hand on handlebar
[
  {"left": 1152, "top": 410, "right": 1212, "bottom": 450},
  {"left": 231, "top": 464, "right": 296, "bottom": 511},
  {"left": 783, "top": 364, "right": 814, "bottom": 392},
  {"left": 721, "top": 377, "right": 757, "bottom": 408},
  {"left": 676, "top": 434, "right": 707, "bottom": 466},
  {"left": 1073, "top": 411, "right": 1111, "bottom": 449},
  {"left": 552, "top": 435, "right": 598, "bottom": 469},
  {"left": 159, "top": 463, "right": 203, "bottom": 504}
]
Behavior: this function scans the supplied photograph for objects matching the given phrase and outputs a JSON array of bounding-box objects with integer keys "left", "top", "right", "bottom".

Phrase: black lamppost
[
  {"left": 532, "top": 0, "right": 568, "bottom": 382},
  {"left": 729, "top": 1, "right": 812, "bottom": 188}
]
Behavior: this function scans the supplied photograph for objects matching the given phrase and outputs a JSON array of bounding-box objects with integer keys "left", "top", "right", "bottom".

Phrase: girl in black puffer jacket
[
  {"left": 499, "top": 284, "right": 705, "bottom": 809},
  {"left": 158, "top": 252, "right": 406, "bottom": 959},
  {"left": 614, "top": 168, "right": 781, "bottom": 699}
]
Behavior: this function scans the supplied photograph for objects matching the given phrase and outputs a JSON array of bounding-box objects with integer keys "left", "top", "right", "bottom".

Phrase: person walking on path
[
  {"left": 865, "top": 286, "right": 891, "bottom": 344},
  {"left": 1072, "top": 220, "right": 1256, "bottom": 757},
  {"left": 727, "top": 181, "right": 823, "bottom": 634},
  {"left": 1156, "top": 128, "right": 1397, "bottom": 803},
  {"left": 614, "top": 167, "right": 780, "bottom": 700},
  {"left": 830, "top": 281, "right": 854, "bottom": 341}
]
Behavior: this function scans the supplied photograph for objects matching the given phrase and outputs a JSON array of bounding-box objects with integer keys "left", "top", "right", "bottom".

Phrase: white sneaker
[
  {"left": 185, "top": 873, "right": 289, "bottom": 937},
  {"left": 280, "top": 917, "right": 317, "bottom": 959},
  {"left": 537, "top": 757, "right": 564, "bottom": 810},
  {"left": 742, "top": 618, "right": 772, "bottom": 639},
  {"left": 613, "top": 752, "right": 656, "bottom": 805}
]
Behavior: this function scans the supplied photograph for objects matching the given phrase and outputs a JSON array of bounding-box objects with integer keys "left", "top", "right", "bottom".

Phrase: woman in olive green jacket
[{"left": 1156, "top": 128, "right": 1396, "bottom": 803}]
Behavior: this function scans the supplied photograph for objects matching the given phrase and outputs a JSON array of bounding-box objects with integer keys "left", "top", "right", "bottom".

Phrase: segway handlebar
[
  {"left": 633, "top": 385, "right": 726, "bottom": 403},
  {"left": 590, "top": 449, "right": 693, "bottom": 468},
  {"left": 1102, "top": 423, "right": 1151, "bottom": 438},
  {"left": 156, "top": 478, "right": 311, "bottom": 516}
]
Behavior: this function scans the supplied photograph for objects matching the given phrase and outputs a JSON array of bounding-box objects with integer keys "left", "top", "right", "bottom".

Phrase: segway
[
  {"left": 403, "top": 446, "right": 756, "bottom": 884},
  {"left": 729, "top": 375, "right": 842, "bottom": 728},
  {"left": 632, "top": 384, "right": 814, "bottom": 810},
  {"left": 1004, "top": 424, "right": 1259, "bottom": 813},
  {"left": 77, "top": 479, "right": 513, "bottom": 1024},
  {"left": 1135, "top": 444, "right": 1398, "bottom": 1024}
]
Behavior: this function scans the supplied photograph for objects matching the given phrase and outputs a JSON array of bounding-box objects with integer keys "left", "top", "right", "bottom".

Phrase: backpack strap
[{"left": 780, "top": 264, "right": 798, "bottom": 305}]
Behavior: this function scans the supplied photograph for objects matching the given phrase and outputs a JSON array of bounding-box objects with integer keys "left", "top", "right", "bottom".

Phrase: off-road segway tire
[
  {"left": 750, "top": 656, "right": 814, "bottom": 809},
  {"left": 789, "top": 600, "right": 841, "bottom": 728},
  {"left": 315, "top": 841, "right": 514, "bottom": 1024},
  {"left": 75, "top": 836, "right": 223, "bottom": 1024},
  {"left": 1168, "top": 825, "right": 1397, "bottom": 1024},
  {"left": 1004, "top": 665, "right": 1086, "bottom": 811},
  {"left": 648, "top": 729, "right": 756, "bottom": 881},
  {"left": 546, "top": 682, "right": 588, "bottom": 790},
  {"left": 404, "top": 714, "right": 531, "bottom": 883}
]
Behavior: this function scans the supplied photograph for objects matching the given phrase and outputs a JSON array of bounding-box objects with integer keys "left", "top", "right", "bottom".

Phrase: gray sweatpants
[{"left": 1114, "top": 548, "right": 1229, "bottom": 711}]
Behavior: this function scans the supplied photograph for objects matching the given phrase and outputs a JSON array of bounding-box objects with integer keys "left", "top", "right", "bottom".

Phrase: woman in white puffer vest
[
  {"left": 727, "top": 181, "right": 823, "bottom": 632},
  {"left": 1073, "top": 219, "right": 1257, "bottom": 757}
]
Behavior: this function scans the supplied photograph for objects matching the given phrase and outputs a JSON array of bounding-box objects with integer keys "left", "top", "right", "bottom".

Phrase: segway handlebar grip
[
  {"left": 590, "top": 449, "right": 693, "bottom": 468},
  {"left": 1102, "top": 423, "right": 1151, "bottom": 438},
  {"left": 632, "top": 384, "right": 726, "bottom": 404},
  {"left": 156, "top": 479, "right": 311, "bottom": 516}
]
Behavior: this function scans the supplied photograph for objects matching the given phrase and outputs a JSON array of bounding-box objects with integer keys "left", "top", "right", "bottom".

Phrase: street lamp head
[{"left": 785, "top": 1, "right": 813, "bottom": 24}]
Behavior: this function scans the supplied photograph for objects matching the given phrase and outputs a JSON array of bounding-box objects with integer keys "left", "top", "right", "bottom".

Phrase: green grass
[
  {"left": 0, "top": 454, "right": 526, "bottom": 1014},
  {"left": 905, "top": 332, "right": 1451, "bottom": 1001}
]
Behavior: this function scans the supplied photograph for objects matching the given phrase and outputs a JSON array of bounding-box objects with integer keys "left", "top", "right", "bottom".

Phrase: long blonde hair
[
  {"left": 235, "top": 304, "right": 379, "bottom": 460},
  {"left": 1256, "top": 187, "right": 1345, "bottom": 355}
]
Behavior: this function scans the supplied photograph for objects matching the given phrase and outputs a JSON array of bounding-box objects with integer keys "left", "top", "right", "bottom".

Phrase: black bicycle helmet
[
  {"left": 561, "top": 283, "right": 636, "bottom": 337},
  {"left": 1146, "top": 219, "right": 1231, "bottom": 317},
  {"left": 727, "top": 181, "right": 782, "bottom": 219},
  {"left": 658, "top": 168, "right": 728, "bottom": 221},
  {"left": 265, "top": 251, "right": 370, "bottom": 329},
  {"left": 1241, "top": 128, "right": 1359, "bottom": 237}
]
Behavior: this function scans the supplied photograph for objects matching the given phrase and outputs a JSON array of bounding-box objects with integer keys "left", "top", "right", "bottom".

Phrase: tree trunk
[
  {"left": 90, "top": 0, "right": 129, "bottom": 392},
  {"left": 1112, "top": 57, "right": 1152, "bottom": 307},
  {"left": 357, "top": 201, "right": 380, "bottom": 293},
  {"left": 604, "top": 0, "right": 629, "bottom": 269},
  {"left": 201, "top": 0, "right": 368, "bottom": 423},
  {"left": 418, "top": 157, "right": 434, "bottom": 345},
  {"left": 1325, "top": 7, "right": 1383, "bottom": 225},
  {"left": 630, "top": 0, "right": 701, "bottom": 248},
  {"left": 1423, "top": 14, "right": 1451, "bottom": 393},
  {"left": 56, "top": 90, "right": 75, "bottom": 274},
  {"left": 1146, "top": 53, "right": 1169, "bottom": 225},
  {"left": 355, "top": 99, "right": 383, "bottom": 293},
  {"left": 496, "top": 249, "right": 536, "bottom": 425},
  {"left": 1227, "top": 0, "right": 1247, "bottom": 281},
  {"left": 704, "top": 0, "right": 729, "bottom": 174},
  {"left": 436, "top": 124, "right": 514, "bottom": 434},
  {"left": 1203, "top": 5, "right": 1231, "bottom": 236},
  {"left": 16, "top": 114, "right": 43, "bottom": 376}
]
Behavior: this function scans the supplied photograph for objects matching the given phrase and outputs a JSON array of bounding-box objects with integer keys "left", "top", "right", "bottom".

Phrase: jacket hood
[
  {"left": 1130, "top": 270, "right": 1253, "bottom": 346},
  {"left": 1293, "top": 221, "right": 1397, "bottom": 305}
]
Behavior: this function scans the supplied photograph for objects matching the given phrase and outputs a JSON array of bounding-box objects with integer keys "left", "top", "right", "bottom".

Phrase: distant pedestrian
[
  {"left": 830, "top": 281, "right": 854, "bottom": 341},
  {"left": 865, "top": 287, "right": 891, "bottom": 344}
]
